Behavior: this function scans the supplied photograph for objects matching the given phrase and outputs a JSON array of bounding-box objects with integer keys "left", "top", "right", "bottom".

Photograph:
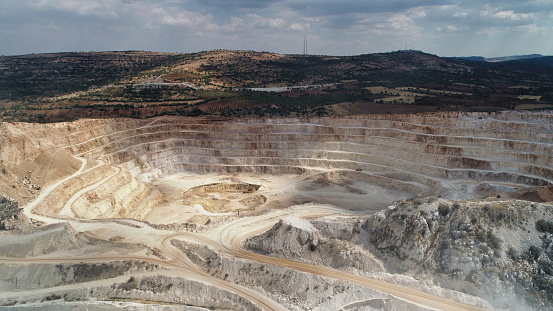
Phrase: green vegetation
[
  {"left": 476, "top": 231, "right": 487, "bottom": 243},
  {"left": 475, "top": 231, "right": 502, "bottom": 250},
  {"left": 0, "top": 52, "right": 184, "bottom": 99},
  {"left": 1, "top": 50, "right": 552, "bottom": 122},
  {"left": 526, "top": 245, "right": 542, "bottom": 261},
  {"left": 536, "top": 219, "right": 553, "bottom": 234},
  {"left": 438, "top": 203, "right": 450, "bottom": 217},
  {"left": 486, "top": 232, "right": 502, "bottom": 250},
  {"left": 507, "top": 247, "right": 519, "bottom": 261},
  {"left": 0, "top": 195, "right": 19, "bottom": 221}
]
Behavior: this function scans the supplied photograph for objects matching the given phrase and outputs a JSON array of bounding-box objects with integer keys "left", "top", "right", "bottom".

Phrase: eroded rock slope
[
  {"left": 2, "top": 110, "right": 552, "bottom": 219},
  {"left": 247, "top": 198, "right": 553, "bottom": 310},
  {"left": 0, "top": 110, "right": 552, "bottom": 310}
]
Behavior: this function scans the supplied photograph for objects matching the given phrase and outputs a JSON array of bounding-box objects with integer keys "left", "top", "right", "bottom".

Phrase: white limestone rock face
[
  {"left": 369, "top": 207, "right": 435, "bottom": 262},
  {"left": 245, "top": 218, "right": 384, "bottom": 274},
  {"left": 246, "top": 198, "right": 553, "bottom": 310},
  {"left": 172, "top": 239, "right": 403, "bottom": 311},
  {"left": 0, "top": 223, "right": 88, "bottom": 257},
  {"left": 1, "top": 275, "right": 261, "bottom": 311}
]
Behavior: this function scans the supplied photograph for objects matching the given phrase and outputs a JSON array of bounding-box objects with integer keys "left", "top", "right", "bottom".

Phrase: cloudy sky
[{"left": 1, "top": 0, "right": 552, "bottom": 57}]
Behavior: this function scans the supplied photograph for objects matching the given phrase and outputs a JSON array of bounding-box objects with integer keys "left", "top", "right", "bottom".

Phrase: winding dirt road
[
  {"left": 3, "top": 153, "right": 488, "bottom": 311},
  {"left": 211, "top": 207, "right": 485, "bottom": 311}
]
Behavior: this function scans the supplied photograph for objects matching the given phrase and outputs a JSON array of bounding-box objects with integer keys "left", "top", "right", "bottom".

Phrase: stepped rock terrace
[{"left": 2, "top": 110, "right": 551, "bottom": 223}]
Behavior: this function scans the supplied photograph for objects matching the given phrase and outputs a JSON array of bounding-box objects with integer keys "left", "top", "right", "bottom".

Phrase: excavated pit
[
  {"left": 2, "top": 110, "right": 552, "bottom": 223},
  {"left": 2, "top": 110, "right": 553, "bottom": 310}
]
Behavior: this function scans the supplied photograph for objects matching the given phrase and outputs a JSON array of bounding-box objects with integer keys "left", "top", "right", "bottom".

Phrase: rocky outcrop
[
  {"left": 171, "top": 239, "right": 407, "bottom": 311},
  {"left": 0, "top": 223, "right": 91, "bottom": 257},
  {"left": 0, "top": 275, "right": 261, "bottom": 311},
  {"left": 2, "top": 111, "right": 553, "bottom": 310},
  {"left": 247, "top": 198, "right": 553, "bottom": 310},
  {"left": 0, "top": 124, "right": 80, "bottom": 203},
  {"left": 0, "top": 261, "right": 158, "bottom": 292},
  {"left": 6, "top": 111, "right": 553, "bottom": 207},
  {"left": 0, "top": 208, "right": 30, "bottom": 230},
  {"left": 246, "top": 217, "right": 384, "bottom": 274}
]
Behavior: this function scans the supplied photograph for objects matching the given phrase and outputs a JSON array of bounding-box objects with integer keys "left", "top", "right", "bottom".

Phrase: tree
[
  {"left": 536, "top": 220, "right": 553, "bottom": 234},
  {"left": 438, "top": 203, "right": 450, "bottom": 217},
  {"left": 0, "top": 196, "right": 19, "bottom": 220}
]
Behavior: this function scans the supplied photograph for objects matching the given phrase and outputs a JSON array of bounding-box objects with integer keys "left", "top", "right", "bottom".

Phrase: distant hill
[
  {"left": 487, "top": 54, "right": 544, "bottom": 62},
  {"left": 1, "top": 49, "right": 552, "bottom": 123},
  {"left": 458, "top": 56, "right": 487, "bottom": 62},
  {"left": 493, "top": 56, "right": 553, "bottom": 75},
  {"left": 0, "top": 51, "right": 183, "bottom": 99},
  {"left": 0, "top": 49, "right": 473, "bottom": 100},
  {"left": 457, "top": 54, "right": 545, "bottom": 63}
]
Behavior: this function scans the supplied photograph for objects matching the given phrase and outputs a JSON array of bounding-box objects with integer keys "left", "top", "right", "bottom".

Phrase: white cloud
[
  {"left": 1, "top": 0, "right": 552, "bottom": 56},
  {"left": 35, "top": 0, "right": 120, "bottom": 17},
  {"left": 221, "top": 16, "right": 243, "bottom": 32},
  {"left": 159, "top": 11, "right": 216, "bottom": 29},
  {"left": 493, "top": 10, "right": 534, "bottom": 20},
  {"left": 436, "top": 24, "right": 467, "bottom": 33},
  {"left": 44, "top": 21, "right": 59, "bottom": 30},
  {"left": 374, "top": 13, "right": 422, "bottom": 37},
  {"left": 220, "top": 13, "right": 309, "bottom": 32},
  {"left": 245, "top": 14, "right": 286, "bottom": 29}
]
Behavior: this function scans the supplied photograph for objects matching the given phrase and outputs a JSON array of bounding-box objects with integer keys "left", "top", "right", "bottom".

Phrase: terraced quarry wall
[
  {"left": 2, "top": 110, "right": 552, "bottom": 218},
  {"left": 2, "top": 110, "right": 553, "bottom": 311}
]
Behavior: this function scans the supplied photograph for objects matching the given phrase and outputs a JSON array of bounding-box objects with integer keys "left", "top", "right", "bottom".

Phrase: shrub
[
  {"left": 452, "top": 202, "right": 461, "bottom": 209},
  {"left": 536, "top": 220, "right": 553, "bottom": 234},
  {"left": 487, "top": 232, "right": 502, "bottom": 250},
  {"left": 507, "top": 247, "right": 519, "bottom": 261},
  {"left": 539, "top": 262, "right": 553, "bottom": 276},
  {"left": 527, "top": 246, "right": 542, "bottom": 261},
  {"left": 496, "top": 211, "right": 507, "bottom": 222},
  {"left": 438, "top": 204, "right": 450, "bottom": 217},
  {"left": 44, "top": 294, "right": 62, "bottom": 301},
  {"left": 0, "top": 196, "right": 19, "bottom": 220},
  {"left": 476, "top": 231, "right": 487, "bottom": 243},
  {"left": 533, "top": 274, "right": 553, "bottom": 291}
]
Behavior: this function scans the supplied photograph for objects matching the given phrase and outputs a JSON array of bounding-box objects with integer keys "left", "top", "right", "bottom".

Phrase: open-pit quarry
[{"left": 1, "top": 110, "right": 553, "bottom": 310}]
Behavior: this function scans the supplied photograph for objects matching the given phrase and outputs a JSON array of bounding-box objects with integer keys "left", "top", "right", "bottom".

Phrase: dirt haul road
[
  {"left": 6, "top": 151, "right": 487, "bottom": 310},
  {"left": 0, "top": 211, "right": 486, "bottom": 311},
  {"left": 211, "top": 207, "right": 486, "bottom": 311}
]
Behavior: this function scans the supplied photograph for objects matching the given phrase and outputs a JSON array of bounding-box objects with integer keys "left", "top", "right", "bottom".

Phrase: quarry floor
[
  {"left": 4, "top": 111, "right": 552, "bottom": 310},
  {"left": 0, "top": 155, "right": 487, "bottom": 311}
]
